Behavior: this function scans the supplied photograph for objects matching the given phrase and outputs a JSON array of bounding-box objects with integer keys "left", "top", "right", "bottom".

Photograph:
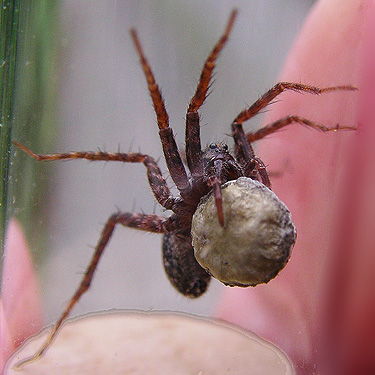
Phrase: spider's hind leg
[{"left": 16, "top": 212, "right": 176, "bottom": 369}]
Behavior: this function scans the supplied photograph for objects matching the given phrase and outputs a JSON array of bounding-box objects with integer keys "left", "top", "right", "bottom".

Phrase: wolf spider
[{"left": 14, "top": 9, "right": 356, "bottom": 366}]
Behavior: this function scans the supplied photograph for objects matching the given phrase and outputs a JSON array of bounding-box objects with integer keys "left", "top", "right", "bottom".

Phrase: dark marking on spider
[{"left": 13, "top": 9, "right": 357, "bottom": 367}]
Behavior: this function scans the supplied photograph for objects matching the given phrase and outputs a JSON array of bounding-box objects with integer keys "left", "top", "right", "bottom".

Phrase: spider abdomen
[{"left": 162, "top": 228, "right": 211, "bottom": 298}]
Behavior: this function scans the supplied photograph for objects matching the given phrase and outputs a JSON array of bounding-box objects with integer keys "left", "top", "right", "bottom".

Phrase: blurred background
[{"left": 7, "top": 0, "right": 316, "bottom": 325}]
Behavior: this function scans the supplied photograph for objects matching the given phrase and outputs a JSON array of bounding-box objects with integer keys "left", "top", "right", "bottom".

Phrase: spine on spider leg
[{"left": 162, "top": 228, "right": 210, "bottom": 298}]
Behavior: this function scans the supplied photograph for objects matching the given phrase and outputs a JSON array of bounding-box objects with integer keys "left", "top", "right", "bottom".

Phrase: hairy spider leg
[
  {"left": 231, "top": 122, "right": 271, "bottom": 187},
  {"left": 15, "top": 212, "right": 177, "bottom": 369},
  {"left": 185, "top": 9, "right": 237, "bottom": 225},
  {"left": 130, "top": 29, "right": 191, "bottom": 197},
  {"left": 233, "top": 82, "right": 357, "bottom": 126},
  {"left": 186, "top": 9, "right": 237, "bottom": 178},
  {"left": 187, "top": 9, "right": 237, "bottom": 114},
  {"left": 246, "top": 114, "right": 357, "bottom": 143},
  {"left": 231, "top": 83, "right": 357, "bottom": 186},
  {"left": 13, "top": 143, "right": 177, "bottom": 210}
]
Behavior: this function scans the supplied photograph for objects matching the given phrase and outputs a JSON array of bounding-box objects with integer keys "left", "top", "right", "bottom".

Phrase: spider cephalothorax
[
  {"left": 14, "top": 9, "right": 357, "bottom": 367},
  {"left": 201, "top": 143, "right": 244, "bottom": 222}
]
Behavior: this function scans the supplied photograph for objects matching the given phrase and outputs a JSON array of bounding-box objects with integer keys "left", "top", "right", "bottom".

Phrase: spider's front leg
[
  {"left": 231, "top": 82, "right": 357, "bottom": 185},
  {"left": 15, "top": 212, "right": 176, "bottom": 369},
  {"left": 233, "top": 82, "right": 357, "bottom": 127},
  {"left": 130, "top": 30, "right": 191, "bottom": 198},
  {"left": 184, "top": 10, "right": 238, "bottom": 225},
  {"left": 185, "top": 9, "right": 237, "bottom": 180}
]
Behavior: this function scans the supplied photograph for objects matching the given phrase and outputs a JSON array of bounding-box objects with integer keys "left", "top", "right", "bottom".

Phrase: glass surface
[{"left": 2, "top": 1, "right": 321, "bottom": 373}]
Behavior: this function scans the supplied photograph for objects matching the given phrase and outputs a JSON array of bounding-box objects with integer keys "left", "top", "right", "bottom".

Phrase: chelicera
[{"left": 14, "top": 9, "right": 357, "bottom": 366}]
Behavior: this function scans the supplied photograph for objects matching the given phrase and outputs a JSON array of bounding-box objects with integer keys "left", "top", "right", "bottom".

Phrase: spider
[{"left": 14, "top": 9, "right": 357, "bottom": 366}]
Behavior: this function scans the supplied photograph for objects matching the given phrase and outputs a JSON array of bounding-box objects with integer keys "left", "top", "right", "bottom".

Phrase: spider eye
[
  {"left": 209, "top": 143, "right": 217, "bottom": 149},
  {"left": 221, "top": 143, "right": 228, "bottom": 151}
]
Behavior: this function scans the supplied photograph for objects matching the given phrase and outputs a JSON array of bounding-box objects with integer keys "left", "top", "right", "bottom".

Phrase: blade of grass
[{"left": 0, "top": 0, "right": 21, "bottom": 252}]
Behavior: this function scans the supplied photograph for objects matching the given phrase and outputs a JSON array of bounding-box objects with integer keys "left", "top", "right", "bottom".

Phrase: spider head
[
  {"left": 203, "top": 142, "right": 230, "bottom": 162},
  {"left": 202, "top": 142, "right": 234, "bottom": 179},
  {"left": 202, "top": 142, "right": 241, "bottom": 183},
  {"left": 202, "top": 142, "right": 242, "bottom": 227}
]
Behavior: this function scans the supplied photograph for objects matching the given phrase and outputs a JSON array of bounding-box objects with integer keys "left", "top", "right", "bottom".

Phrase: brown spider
[{"left": 14, "top": 9, "right": 357, "bottom": 366}]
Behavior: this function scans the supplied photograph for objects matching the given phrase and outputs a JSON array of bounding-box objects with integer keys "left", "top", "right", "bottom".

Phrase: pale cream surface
[{"left": 6, "top": 311, "right": 293, "bottom": 374}]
